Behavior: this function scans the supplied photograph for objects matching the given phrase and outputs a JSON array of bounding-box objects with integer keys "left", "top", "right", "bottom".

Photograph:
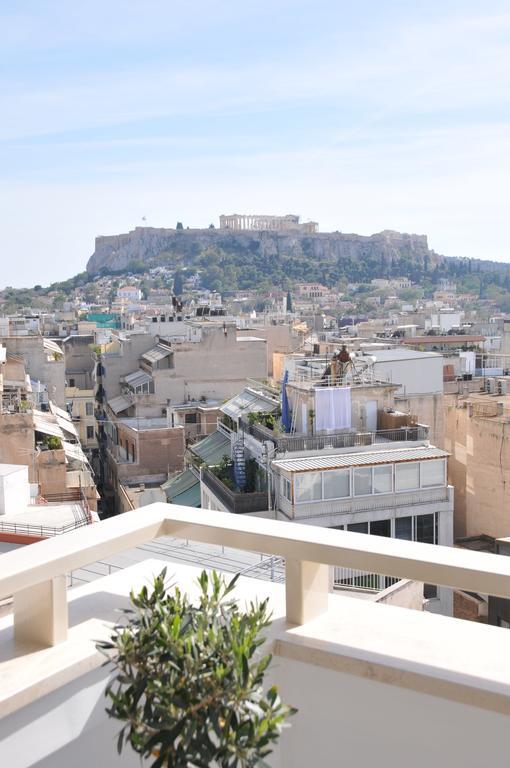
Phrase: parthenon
[{"left": 219, "top": 213, "right": 318, "bottom": 234}]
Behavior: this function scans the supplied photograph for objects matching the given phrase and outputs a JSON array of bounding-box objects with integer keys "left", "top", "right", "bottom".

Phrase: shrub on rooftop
[{"left": 99, "top": 568, "right": 295, "bottom": 768}]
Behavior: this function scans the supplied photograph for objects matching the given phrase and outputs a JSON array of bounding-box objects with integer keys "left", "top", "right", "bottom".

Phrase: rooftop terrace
[{"left": 2, "top": 506, "right": 510, "bottom": 767}]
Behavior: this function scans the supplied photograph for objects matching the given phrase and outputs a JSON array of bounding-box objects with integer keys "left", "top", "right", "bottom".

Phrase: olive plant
[{"left": 98, "top": 569, "right": 295, "bottom": 768}]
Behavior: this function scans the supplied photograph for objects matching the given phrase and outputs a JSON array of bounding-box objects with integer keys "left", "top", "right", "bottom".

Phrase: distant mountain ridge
[{"left": 86, "top": 225, "right": 510, "bottom": 291}]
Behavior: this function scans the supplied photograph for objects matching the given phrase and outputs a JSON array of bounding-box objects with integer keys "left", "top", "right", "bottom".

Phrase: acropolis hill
[{"left": 86, "top": 218, "right": 437, "bottom": 279}]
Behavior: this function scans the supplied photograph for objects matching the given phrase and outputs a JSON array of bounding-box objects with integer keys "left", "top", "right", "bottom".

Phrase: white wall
[
  {"left": 2, "top": 642, "right": 508, "bottom": 768},
  {"left": 0, "top": 466, "right": 30, "bottom": 515},
  {"left": 373, "top": 355, "right": 443, "bottom": 395}
]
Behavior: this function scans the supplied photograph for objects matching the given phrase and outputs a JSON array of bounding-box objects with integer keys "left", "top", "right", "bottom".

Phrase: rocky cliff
[{"left": 86, "top": 226, "right": 437, "bottom": 276}]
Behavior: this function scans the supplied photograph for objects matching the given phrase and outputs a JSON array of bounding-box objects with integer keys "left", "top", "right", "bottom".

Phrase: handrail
[{"left": 3, "top": 503, "right": 510, "bottom": 648}]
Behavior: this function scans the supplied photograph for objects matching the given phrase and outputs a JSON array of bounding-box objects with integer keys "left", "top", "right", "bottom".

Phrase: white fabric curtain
[{"left": 314, "top": 387, "right": 351, "bottom": 433}]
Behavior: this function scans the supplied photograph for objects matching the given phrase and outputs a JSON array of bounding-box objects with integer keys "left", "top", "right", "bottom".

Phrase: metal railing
[
  {"left": 217, "top": 420, "right": 235, "bottom": 438},
  {"left": 240, "top": 419, "right": 428, "bottom": 452},
  {"left": 0, "top": 517, "right": 91, "bottom": 539},
  {"left": 333, "top": 567, "right": 399, "bottom": 592}
]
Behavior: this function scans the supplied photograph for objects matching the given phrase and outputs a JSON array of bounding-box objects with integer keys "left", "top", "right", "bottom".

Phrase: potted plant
[{"left": 99, "top": 568, "right": 295, "bottom": 768}]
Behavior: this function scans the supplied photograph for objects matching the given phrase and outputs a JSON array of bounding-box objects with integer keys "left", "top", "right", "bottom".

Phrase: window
[
  {"left": 69, "top": 378, "right": 75, "bottom": 387},
  {"left": 152, "top": 317, "right": 158, "bottom": 323},
  {"left": 416, "top": 513, "right": 435, "bottom": 544},
  {"left": 420, "top": 459, "right": 445, "bottom": 487},
  {"left": 395, "top": 516, "right": 413, "bottom": 540},
  {"left": 294, "top": 472, "right": 322, "bottom": 503},
  {"left": 85, "top": 402, "right": 93, "bottom": 416},
  {"left": 323, "top": 469, "right": 350, "bottom": 499},
  {"left": 373, "top": 465, "right": 392, "bottom": 494},
  {"left": 160, "top": 315, "right": 165, "bottom": 322},
  {"left": 395, "top": 462, "right": 420, "bottom": 491},
  {"left": 370, "top": 519, "right": 391, "bottom": 537},
  {"left": 347, "top": 522, "right": 368, "bottom": 534},
  {"left": 353, "top": 467, "right": 372, "bottom": 496},
  {"left": 281, "top": 477, "right": 292, "bottom": 501},
  {"left": 185, "top": 413, "right": 198, "bottom": 424},
  {"left": 86, "top": 426, "right": 94, "bottom": 439}
]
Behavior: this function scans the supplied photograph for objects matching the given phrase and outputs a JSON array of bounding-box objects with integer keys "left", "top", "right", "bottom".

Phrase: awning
[
  {"left": 62, "top": 440, "right": 88, "bottom": 465},
  {"left": 124, "top": 370, "right": 153, "bottom": 389},
  {"left": 189, "top": 430, "right": 230, "bottom": 466},
  {"left": 56, "top": 414, "right": 79, "bottom": 439},
  {"left": 162, "top": 468, "right": 201, "bottom": 507},
  {"left": 108, "top": 394, "right": 132, "bottom": 415},
  {"left": 141, "top": 344, "right": 172, "bottom": 364},
  {"left": 273, "top": 446, "right": 449, "bottom": 473},
  {"left": 48, "top": 402, "right": 79, "bottom": 438},
  {"left": 220, "top": 388, "right": 279, "bottom": 421},
  {"left": 43, "top": 339, "right": 63, "bottom": 356},
  {"left": 33, "top": 410, "right": 65, "bottom": 439}
]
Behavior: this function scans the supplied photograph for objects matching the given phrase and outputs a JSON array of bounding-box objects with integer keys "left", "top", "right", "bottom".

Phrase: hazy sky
[{"left": 2, "top": 1, "right": 510, "bottom": 288}]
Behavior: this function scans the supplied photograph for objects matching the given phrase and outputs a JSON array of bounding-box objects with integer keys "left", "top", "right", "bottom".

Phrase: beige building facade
[{"left": 443, "top": 391, "right": 510, "bottom": 538}]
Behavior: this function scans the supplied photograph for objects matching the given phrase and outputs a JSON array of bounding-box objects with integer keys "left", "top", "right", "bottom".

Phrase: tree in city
[
  {"left": 99, "top": 569, "right": 295, "bottom": 768},
  {"left": 286, "top": 290, "right": 293, "bottom": 313},
  {"left": 176, "top": 222, "right": 184, "bottom": 230}
]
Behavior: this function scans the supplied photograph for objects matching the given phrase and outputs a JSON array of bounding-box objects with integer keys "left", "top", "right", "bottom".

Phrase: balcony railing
[
  {"left": 201, "top": 468, "right": 268, "bottom": 515},
  {"left": 3, "top": 503, "right": 510, "bottom": 651},
  {"left": 240, "top": 419, "right": 429, "bottom": 452}
]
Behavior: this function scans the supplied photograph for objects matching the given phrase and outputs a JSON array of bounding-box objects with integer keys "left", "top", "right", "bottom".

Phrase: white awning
[
  {"left": 108, "top": 394, "right": 132, "bottom": 415},
  {"left": 33, "top": 410, "right": 65, "bottom": 439},
  {"left": 43, "top": 339, "right": 63, "bottom": 356},
  {"left": 62, "top": 440, "right": 88, "bottom": 465}
]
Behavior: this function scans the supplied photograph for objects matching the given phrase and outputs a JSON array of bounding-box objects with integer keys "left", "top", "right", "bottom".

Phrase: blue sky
[{"left": 1, "top": 1, "right": 510, "bottom": 287}]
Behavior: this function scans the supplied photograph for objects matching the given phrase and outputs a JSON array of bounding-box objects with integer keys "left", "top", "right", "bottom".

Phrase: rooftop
[
  {"left": 2, "top": 505, "right": 510, "bottom": 768},
  {"left": 272, "top": 445, "right": 448, "bottom": 473}
]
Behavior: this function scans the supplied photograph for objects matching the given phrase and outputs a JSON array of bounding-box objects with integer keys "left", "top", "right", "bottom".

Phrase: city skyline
[{"left": 2, "top": 1, "right": 510, "bottom": 287}]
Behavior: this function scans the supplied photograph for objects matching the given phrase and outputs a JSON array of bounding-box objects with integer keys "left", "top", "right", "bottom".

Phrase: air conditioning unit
[
  {"left": 486, "top": 378, "right": 496, "bottom": 394},
  {"left": 497, "top": 379, "right": 508, "bottom": 395}
]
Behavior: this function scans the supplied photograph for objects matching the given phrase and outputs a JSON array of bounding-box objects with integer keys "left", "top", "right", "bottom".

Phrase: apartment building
[
  {"left": 444, "top": 387, "right": 510, "bottom": 538},
  {"left": 0, "top": 334, "right": 66, "bottom": 406},
  {"left": 201, "top": 361, "right": 454, "bottom": 614}
]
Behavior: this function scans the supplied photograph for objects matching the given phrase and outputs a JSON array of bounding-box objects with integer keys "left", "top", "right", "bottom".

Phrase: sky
[{"left": 1, "top": 1, "right": 510, "bottom": 288}]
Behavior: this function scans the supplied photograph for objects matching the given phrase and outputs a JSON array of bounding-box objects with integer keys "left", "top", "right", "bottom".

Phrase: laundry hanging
[{"left": 314, "top": 386, "right": 351, "bottom": 433}]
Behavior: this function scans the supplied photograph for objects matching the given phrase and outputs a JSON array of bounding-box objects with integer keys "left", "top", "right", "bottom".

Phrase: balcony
[
  {"left": 240, "top": 418, "right": 429, "bottom": 453},
  {"left": 2, "top": 506, "right": 510, "bottom": 767},
  {"left": 201, "top": 466, "right": 268, "bottom": 514}
]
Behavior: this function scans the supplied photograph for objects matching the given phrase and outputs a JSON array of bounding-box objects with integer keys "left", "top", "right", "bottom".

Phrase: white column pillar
[
  {"left": 285, "top": 559, "right": 329, "bottom": 624},
  {"left": 14, "top": 576, "right": 68, "bottom": 647}
]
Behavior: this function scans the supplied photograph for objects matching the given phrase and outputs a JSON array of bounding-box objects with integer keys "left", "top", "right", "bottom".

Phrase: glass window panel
[
  {"left": 395, "top": 462, "right": 420, "bottom": 491},
  {"left": 370, "top": 519, "right": 391, "bottom": 537},
  {"left": 415, "top": 514, "right": 435, "bottom": 544},
  {"left": 281, "top": 477, "right": 291, "bottom": 501},
  {"left": 373, "top": 465, "right": 392, "bottom": 494},
  {"left": 353, "top": 467, "right": 372, "bottom": 496},
  {"left": 294, "top": 472, "right": 322, "bottom": 503},
  {"left": 421, "top": 459, "right": 445, "bottom": 487},
  {"left": 395, "top": 516, "right": 413, "bottom": 540},
  {"left": 347, "top": 522, "right": 368, "bottom": 534},
  {"left": 323, "top": 469, "right": 350, "bottom": 499}
]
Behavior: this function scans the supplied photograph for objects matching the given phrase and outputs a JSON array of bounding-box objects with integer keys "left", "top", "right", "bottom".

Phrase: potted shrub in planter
[{"left": 99, "top": 568, "right": 295, "bottom": 767}]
